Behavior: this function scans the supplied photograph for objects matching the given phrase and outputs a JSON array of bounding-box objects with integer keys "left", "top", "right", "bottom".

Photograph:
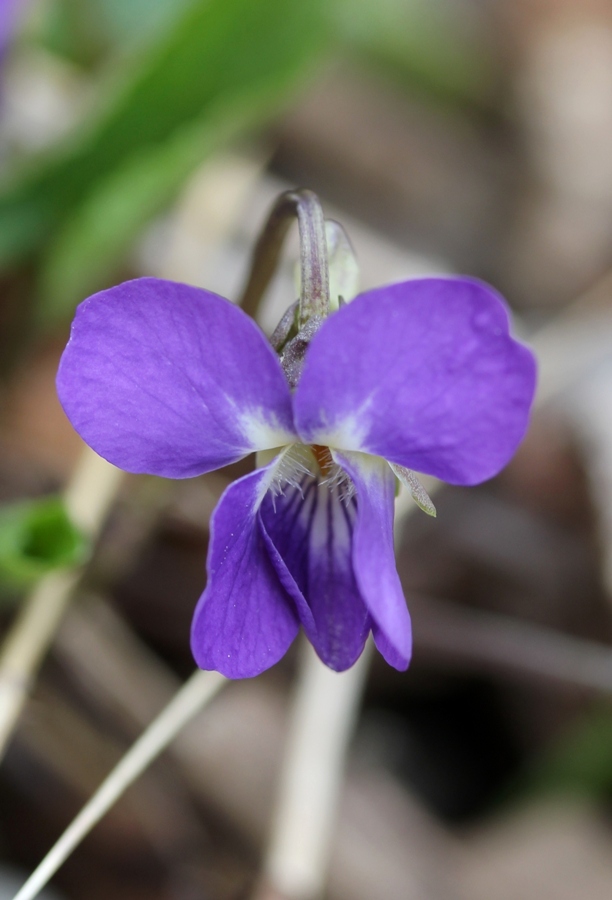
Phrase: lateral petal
[
  {"left": 334, "top": 450, "right": 411, "bottom": 670},
  {"left": 294, "top": 278, "right": 536, "bottom": 485},
  {"left": 57, "top": 277, "right": 295, "bottom": 478},
  {"left": 191, "top": 465, "right": 299, "bottom": 678}
]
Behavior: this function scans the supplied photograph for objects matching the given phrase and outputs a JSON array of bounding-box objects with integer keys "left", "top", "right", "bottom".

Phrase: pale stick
[
  {"left": 11, "top": 668, "right": 225, "bottom": 900},
  {"left": 0, "top": 449, "right": 123, "bottom": 760},
  {"left": 255, "top": 642, "right": 372, "bottom": 900}
]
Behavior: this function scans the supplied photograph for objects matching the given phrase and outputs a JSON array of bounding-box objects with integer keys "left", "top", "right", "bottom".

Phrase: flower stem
[
  {"left": 293, "top": 190, "right": 330, "bottom": 326},
  {"left": 10, "top": 669, "right": 226, "bottom": 900},
  {"left": 239, "top": 189, "right": 329, "bottom": 325}
]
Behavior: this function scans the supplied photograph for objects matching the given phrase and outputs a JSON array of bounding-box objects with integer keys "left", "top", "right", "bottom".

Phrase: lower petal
[
  {"left": 191, "top": 466, "right": 299, "bottom": 678},
  {"left": 334, "top": 450, "right": 411, "bottom": 670},
  {"left": 259, "top": 452, "right": 370, "bottom": 671}
]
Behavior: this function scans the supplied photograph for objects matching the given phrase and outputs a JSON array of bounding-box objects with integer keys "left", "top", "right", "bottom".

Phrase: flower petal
[
  {"left": 57, "top": 277, "right": 296, "bottom": 478},
  {"left": 371, "top": 624, "right": 409, "bottom": 671},
  {"left": 294, "top": 278, "right": 536, "bottom": 485},
  {"left": 259, "top": 447, "right": 370, "bottom": 671},
  {"left": 334, "top": 451, "right": 411, "bottom": 670},
  {"left": 191, "top": 465, "right": 299, "bottom": 678}
]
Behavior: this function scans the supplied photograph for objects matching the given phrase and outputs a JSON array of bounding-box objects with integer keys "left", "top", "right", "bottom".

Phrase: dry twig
[{"left": 11, "top": 669, "right": 226, "bottom": 900}]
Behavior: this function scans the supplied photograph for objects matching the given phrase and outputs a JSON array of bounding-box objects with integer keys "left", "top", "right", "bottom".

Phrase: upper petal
[
  {"left": 191, "top": 465, "right": 299, "bottom": 678},
  {"left": 294, "top": 277, "right": 536, "bottom": 485},
  {"left": 57, "top": 278, "right": 296, "bottom": 478},
  {"left": 334, "top": 450, "right": 411, "bottom": 670}
]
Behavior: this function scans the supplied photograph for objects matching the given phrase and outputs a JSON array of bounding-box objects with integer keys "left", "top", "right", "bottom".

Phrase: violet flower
[
  {"left": 57, "top": 271, "right": 536, "bottom": 678},
  {"left": 0, "top": 0, "right": 25, "bottom": 60}
]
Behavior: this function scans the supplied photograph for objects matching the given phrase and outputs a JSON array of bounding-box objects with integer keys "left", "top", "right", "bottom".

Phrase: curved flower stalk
[{"left": 57, "top": 260, "right": 536, "bottom": 678}]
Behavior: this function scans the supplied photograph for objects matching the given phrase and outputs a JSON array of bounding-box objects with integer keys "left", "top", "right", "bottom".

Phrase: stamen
[{"left": 311, "top": 444, "right": 333, "bottom": 476}]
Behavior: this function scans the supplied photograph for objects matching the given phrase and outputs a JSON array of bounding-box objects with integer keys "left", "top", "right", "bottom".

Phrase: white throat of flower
[{"left": 256, "top": 443, "right": 355, "bottom": 506}]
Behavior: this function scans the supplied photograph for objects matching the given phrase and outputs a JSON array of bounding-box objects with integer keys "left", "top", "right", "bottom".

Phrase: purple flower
[
  {"left": 0, "top": 0, "right": 26, "bottom": 60},
  {"left": 57, "top": 275, "right": 536, "bottom": 678}
]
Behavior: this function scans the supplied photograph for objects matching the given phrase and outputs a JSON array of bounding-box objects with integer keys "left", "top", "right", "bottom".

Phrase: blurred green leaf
[
  {"left": 90, "top": 0, "right": 197, "bottom": 50},
  {"left": 331, "top": 0, "right": 496, "bottom": 108},
  {"left": 36, "top": 0, "right": 200, "bottom": 67},
  {"left": 0, "top": 0, "right": 326, "bottom": 290},
  {"left": 35, "top": 0, "right": 108, "bottom": 66},
  {"left": 0, "top": 496, "right": 88, "bottom": 592}
]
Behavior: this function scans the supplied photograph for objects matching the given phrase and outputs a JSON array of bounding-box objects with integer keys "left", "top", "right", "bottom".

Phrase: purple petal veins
[
  {"left": 259, "top": 445, "right": 371, "bottom": 671},
  {"left": 294, "top": 277, "right": 537, "bottom": 486},
  {"left": 57, "top": 278, "right": 296, "bottom": 478}
]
